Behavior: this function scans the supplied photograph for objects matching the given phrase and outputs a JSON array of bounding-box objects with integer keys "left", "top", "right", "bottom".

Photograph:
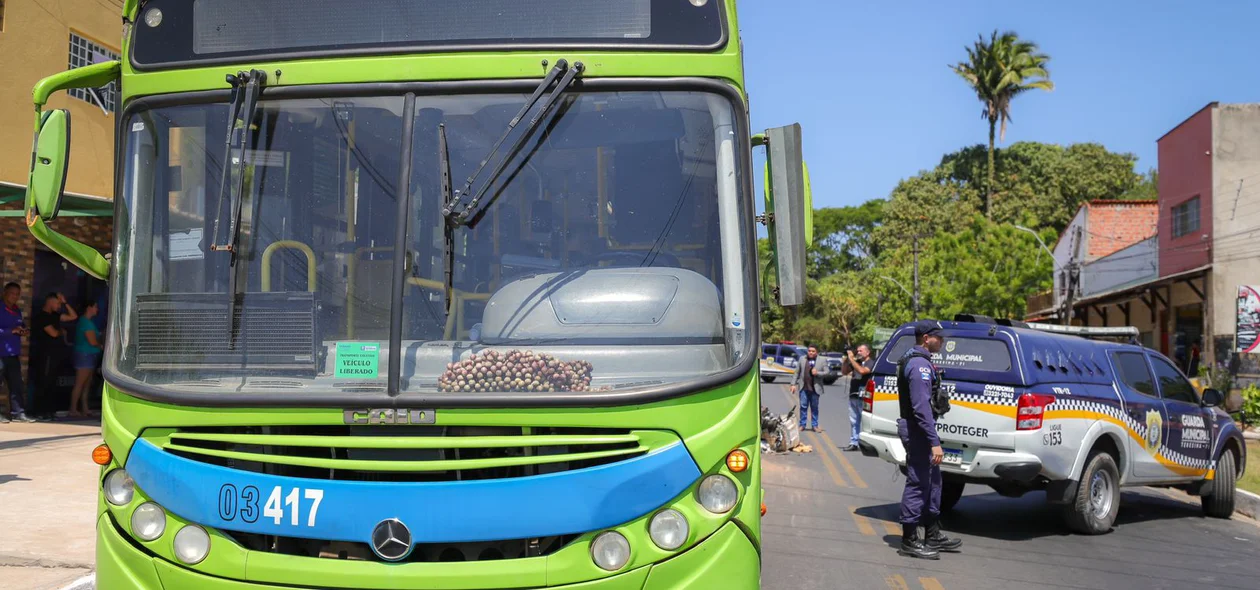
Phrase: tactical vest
[{"left": 897, "top": 350, "right": 950, "bottom": 420}]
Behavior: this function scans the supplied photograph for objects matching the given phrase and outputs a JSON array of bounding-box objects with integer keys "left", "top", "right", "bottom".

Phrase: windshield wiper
[
  {"left": 209, "top": 69, "right": 267, "bottom": 347},
  {"left": 438, "top": 123, "right": 455, "bottom": 314},
  {"left": 442, "top": 59, "right": 582, "bottom": 228},
  {"left": 435, "top": 61, "right": 581, "bottom": 330}
]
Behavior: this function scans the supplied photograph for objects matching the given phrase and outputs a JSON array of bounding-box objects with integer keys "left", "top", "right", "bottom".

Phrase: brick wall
[{"left": 1083, "top": 201, "right": 1158, "bottom": 260}]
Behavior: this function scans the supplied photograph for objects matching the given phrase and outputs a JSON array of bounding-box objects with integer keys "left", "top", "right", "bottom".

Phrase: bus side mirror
[
  {"left": 761, "top": 123, "right": 812, "bottom": 306},
  {"left": 30, "top": 110, "right": 71, "bottom": 221},
  {"left": 24, "top": 60, "right": 119, "bottom": 281}
]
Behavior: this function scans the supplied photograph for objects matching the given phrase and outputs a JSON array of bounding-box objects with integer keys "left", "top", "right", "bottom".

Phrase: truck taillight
[
  {"left": 1016, "top": 393, "right": 1056, "bottom": 430},
  {"left": 863, "top": 378, "right": 876, "bottom": 413}
]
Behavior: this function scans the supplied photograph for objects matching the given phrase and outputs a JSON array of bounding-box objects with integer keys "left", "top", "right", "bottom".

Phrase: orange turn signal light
[
  {"left": 726, "top": 449, "right": 750, "bottom": 473},
  {"left": 760, "top": 503, "right": 767, "bottom": 516},
  {"left": 92, "top": 444, "right": 112, "bottom": 466}
]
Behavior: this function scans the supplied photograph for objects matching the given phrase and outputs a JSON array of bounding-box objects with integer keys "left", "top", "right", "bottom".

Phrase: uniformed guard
[{"left": 896, "top": 320, "right": 962, "bottom": 559}]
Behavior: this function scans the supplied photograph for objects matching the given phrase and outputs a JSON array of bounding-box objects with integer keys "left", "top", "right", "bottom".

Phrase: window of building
[
  {"left": 1171, "top": 196, "right": 1200, "bottom": 238},
  {"left": 68, "top": 32, "right": 120, "bottom": 113}
]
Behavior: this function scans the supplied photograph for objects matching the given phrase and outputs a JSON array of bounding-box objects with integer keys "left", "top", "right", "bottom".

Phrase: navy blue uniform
[{"left": 898, "top": 345, "right": 941, "bottom": 526}]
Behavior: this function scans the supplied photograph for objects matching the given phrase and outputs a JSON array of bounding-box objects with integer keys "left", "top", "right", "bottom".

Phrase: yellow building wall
[{"left": 0, "top": 0, "right": 120, "bottom": 198}]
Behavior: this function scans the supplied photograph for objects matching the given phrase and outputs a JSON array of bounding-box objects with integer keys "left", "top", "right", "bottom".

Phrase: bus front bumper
[{"left": 97, "top": 513, "right": 759, "bottom": 590}]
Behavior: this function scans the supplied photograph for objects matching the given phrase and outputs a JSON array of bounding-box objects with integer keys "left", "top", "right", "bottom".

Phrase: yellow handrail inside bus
[
  {"left": 261, "top": 241, "right": 316, "bottom": 292},
  {"left": 405, "top": 277, "right": 490, "bottom": 340}
]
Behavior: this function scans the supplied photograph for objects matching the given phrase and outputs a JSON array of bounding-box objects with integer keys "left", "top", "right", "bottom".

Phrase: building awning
[
  {"left": 1025, "top": 264, "right": 1211, "bottom": 322},
  {"left": 0, "top": 181, "right": 113, "bottom": 217},
  {"left": 1072, "top": 264, "right": 1210, "bottom": 308}
]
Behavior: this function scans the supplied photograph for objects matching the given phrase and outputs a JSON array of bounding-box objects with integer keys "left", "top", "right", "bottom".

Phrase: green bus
[{"left": 23, "top": 1, "right": 811, "bottom": 588}]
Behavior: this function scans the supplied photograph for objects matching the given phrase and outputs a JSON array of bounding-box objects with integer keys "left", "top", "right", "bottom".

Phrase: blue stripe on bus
[{"left": 124, "top": 438, "right": 700, "bottom": 545}]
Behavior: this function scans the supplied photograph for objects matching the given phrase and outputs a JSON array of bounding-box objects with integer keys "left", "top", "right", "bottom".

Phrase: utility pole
[
  {"left": 912, "top": 235, "right": 921, "bottom": 321},
  {"left": 1061, "top": 226, "right": 1083, "bottom": 326}
]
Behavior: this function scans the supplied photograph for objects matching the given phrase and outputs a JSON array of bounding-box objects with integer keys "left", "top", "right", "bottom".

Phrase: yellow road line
[
  {"left": 849, "top": 505, "right": 876, "bottom": 536},
  {"left": 821, "top": 430, "right": 868, "bottom": 489},
  {"left": 884, "top": 574, "right": 910, "bottom": 590},
  {"left": 919, "top": 577, "right": 945, "bottom": 590},
  {"left": 807, "top": 431, "right": 849, "bottom": 488},
  {"left": 880, "top": 519, "right": 900, "bottom": 535}
]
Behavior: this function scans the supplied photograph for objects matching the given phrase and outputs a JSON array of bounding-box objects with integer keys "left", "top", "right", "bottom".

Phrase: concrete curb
[
  {"left": 1238, "top": 488, "right": 1260, "bottom": 520},
  {"left": 59, "top": 574, "right": 94, "bottom": 590}
]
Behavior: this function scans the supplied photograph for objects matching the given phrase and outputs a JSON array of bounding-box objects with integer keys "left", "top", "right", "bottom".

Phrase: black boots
[
  {"left": 925, "top": 519, "right": 962, "bottom": 552},
  {"left": 898, "top": 524, "right": 940, "bottom": 560}
]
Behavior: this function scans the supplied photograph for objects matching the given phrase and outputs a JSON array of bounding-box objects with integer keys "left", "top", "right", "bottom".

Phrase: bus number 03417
[{"left": 219, "top": 484, "right": 324, "bottom": 527}]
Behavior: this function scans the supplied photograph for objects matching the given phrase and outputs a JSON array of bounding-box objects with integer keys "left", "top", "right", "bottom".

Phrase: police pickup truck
[
  {"left": 859, "top": 315, "right": 1246, "bottom": 534},
  {"left": 760, "top": 342, "right": 803, "bottom": 383}
]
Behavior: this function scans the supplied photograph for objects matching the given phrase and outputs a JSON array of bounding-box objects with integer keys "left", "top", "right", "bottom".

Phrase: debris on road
[{"left": 761, "top": 405, "right": 801, "bottom": 453}]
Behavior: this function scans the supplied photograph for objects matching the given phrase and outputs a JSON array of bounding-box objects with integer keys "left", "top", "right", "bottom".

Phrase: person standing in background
[
  {"left": 30, "top": 293, "right": 77, "bottom": 420},
  {"left": 0, "top": 283, "right": 33, "bottom": 423},
  {"left": 70, "top": 300, "right": 102, "bottom": 418},
  {"left": 841, "top": 344, "right": 875, "bottom": 451},
  {"left": 789, "top": 345, "right": 825, "bottom": 432}
]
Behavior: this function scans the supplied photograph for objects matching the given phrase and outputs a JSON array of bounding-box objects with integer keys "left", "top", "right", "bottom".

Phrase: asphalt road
[{"left": 758, "top": 381, "right": 1260, "bottom": 590}]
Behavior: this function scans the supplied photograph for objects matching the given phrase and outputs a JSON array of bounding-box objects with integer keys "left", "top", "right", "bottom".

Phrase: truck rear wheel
[
  {"left": 941, "top": 481, "right": 965, "bottom": 513},
  {"left": 1202, "top": 450, "right": 1236, "bottom": 519},
  {"left": 1064, "top": 451, "right": 1120, "bottom": 535}
]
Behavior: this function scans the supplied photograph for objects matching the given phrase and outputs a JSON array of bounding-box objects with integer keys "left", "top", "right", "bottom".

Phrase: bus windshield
[{"left": 109, "top": 89, "right": 751, "bottom": 399}]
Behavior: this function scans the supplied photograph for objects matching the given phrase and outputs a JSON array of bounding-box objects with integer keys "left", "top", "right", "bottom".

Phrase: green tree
[
  {"left": 878, "top": 217, "right": 1054, "bottom": 321},
  {"left": 936, "top": 142, "right": 1143, "bottom": 231},
  {"left": 810, "top": 200, "right": 884, "bottom": 277},
  {"left": 951, "top": 30, "right": 1054, "bottom": 217},
  {"left": 874, "top": 168, "right": 981, "bottom": 251},
  {"left": 1118, "top": 168, "right": 1158, "bottom": 201}
]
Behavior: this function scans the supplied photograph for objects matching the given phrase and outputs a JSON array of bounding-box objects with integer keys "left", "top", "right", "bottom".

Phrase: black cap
[{"left": 912, "top": 320, "right": 943, "bottom": 337}]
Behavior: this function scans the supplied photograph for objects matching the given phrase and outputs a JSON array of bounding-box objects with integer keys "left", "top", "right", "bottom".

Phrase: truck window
[
  {"left": 1112, "top": 351, "right": 1156, "bottom": 397},
  {"left": 884, "top": 335, "right": 1013, "bottom": 372},
  {"left": 1149, "top": 356, "right": 1198, "bottom": 404}
]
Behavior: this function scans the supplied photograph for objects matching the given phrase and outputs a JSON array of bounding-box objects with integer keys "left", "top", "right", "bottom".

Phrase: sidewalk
[{"left": 0, "top": 421, "right": 103, "bottom": 590}]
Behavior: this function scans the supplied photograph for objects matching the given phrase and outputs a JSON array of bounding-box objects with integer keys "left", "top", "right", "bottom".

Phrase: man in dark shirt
[
  {"left": 841, "top": 344, "right": 875, "bottom": 451},
  {"left": 789, "top": 345, "right": 825, "bottom": 431},
  {"left": 897, "top": 320, "right": 961, "bottom": 559},
  {"left": 0, "top": 283, "right": 32, "bottom": 423},
  {"left": 30, "top": 293, "right": 77, "bottom": 420}
]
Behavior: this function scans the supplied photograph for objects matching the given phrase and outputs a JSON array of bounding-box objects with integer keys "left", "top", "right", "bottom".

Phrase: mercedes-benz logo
[{"left": 370, "top": 518, "right": 413, "bottom": 562}]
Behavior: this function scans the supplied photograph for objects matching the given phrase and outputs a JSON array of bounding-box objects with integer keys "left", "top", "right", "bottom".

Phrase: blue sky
[{"left": 739, "top": 0, "right": 1260, "bottom": 209}]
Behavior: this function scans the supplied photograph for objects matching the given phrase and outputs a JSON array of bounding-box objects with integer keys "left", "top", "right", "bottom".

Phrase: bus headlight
[
  {"left": 697, "top": 474, "right": 738, "bottom": 513},
  {"left": 131, "top": 502, "right": 166, "bottom": 541},
  {"left": 590, "top": 531, "right": 631, "bottom": 571},
  {"left": 648, "top": 509, "right": 689, "bottom": 550},
  {"left": 103, "top": 469, "right": 134, "bottom": 506},
  {"left": 174, "top": 525, "right": 211, "bottom": 565}
]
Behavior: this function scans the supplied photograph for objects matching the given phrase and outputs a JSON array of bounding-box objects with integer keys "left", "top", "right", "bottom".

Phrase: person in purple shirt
[
  {"left": 896, "top": 320, "right": 961, "bottom": 559},
  {"left": 0, "top": 282, "right": 32, "bottom": 423}
]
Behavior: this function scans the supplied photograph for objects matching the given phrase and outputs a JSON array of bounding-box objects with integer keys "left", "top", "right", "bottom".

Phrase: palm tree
[{"left": 951, "top": 30, "right": 1053, "bottom": 217}]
